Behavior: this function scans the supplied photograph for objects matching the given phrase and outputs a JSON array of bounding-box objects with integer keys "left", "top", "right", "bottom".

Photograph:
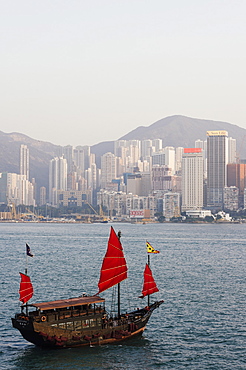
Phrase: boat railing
[{"left": 30, "top": 306, "right": 105, "bottom": 323}]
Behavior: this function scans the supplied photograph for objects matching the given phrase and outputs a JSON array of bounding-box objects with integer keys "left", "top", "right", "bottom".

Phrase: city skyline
[{"left": 2, "top": 128, "right": 246, "bottom": 220}]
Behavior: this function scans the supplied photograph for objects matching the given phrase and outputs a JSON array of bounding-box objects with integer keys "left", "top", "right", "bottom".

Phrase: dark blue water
[{"left": 0, "top": 222, "right": 245, "bottom": 369}]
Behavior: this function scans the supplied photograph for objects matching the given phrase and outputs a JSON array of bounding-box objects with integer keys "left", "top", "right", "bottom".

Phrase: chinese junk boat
[{"left": 12, "top": 227, "right": 163, "bottom": 348}]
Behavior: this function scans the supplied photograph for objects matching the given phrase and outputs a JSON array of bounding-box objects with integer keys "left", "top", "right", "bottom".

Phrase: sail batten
[
  {"left": 140, "top": 263, "right": 159, "bottom": 298},
  {"left": 98, "top": 227, "right": 128, "bottom": 294},
  {"left": 19, "top": 272, "right": 34, "bottom": 304}
]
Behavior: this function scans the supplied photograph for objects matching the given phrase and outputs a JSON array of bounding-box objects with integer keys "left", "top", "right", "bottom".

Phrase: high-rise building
[
  {"left": 114, "top": 140, "right": 127, "bottom": 157},
  {"left": 227, "top": 163, "right": 246, "bottom": 208},
  {"left": 82, "top": 146, "right": 91, "bottom": 171},
  {"left": 195, "top": 139, "right": 207, "bottom": 156},
  {"left": 152, "top": 139, "right": 162, "bottom": 152},
  {"left": 152, "top": 151, "right": 165, "bottom": 166},
  {"left": 40, "top": 186, "right": 47, "bottom": 206},
  {"left": 223, "top": 186, "right": 239, "bottom": 211},
  {"left": 195, "top": 139, "right": 207, "bottom": 178},
  {"left": 101, "top": 152, "right": 116, "bottom": 189},
  {"left": 228, "top": 137, "right": 237, "bottom": 164},
  {"left": 49, "top": 156, "right": 67, "bottom": 205},
  {"left": 181, "top": 148, "right": 204, "bottom": 211},
  {"left": 6, "top": 173, "right": 35, "bottom": 206},
  {"left": 163, "top": 147, "right": 175, "bottom": 174},
  {"left": 175, "top": 147, "right": 184, "bottom": 174},
  {"left": 207, "top": 131, "right": 228, "bottom": 209},
  {"left": 163, "top": 192, "right": 180, "bottom": 220},
  {"left": 74, "top": 146, "right": 85, "bottom": 176},
  {"left": 128, "top": 141, "right": 140, "bottom": 167},
  {"left": 141, "top": 140, "right": 152, "bottom": 159},
  {"left": 62, "top": 145, "right": 74, "bottom": 173},
  {"left": 152, "top": 165, "right": 173, "bottom": 191},
  {"left": 20, "top": 144, "right": 29, "bottom": 180},
  {"left": 0, "top": 172, "right": 8, "bottom": 203}
]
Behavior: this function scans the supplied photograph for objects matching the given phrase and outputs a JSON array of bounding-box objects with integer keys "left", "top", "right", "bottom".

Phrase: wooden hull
[{"left": 12, "top": 301, "right": 163, "bottom": 349}]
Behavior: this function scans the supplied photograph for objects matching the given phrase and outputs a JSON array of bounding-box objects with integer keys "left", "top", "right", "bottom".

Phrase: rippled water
[{"left": 0, "top": 222, "right": 245, "bottom": 369}]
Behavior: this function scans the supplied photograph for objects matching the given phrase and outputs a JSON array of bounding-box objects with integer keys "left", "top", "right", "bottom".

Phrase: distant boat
[
  {"left": 12, "top": 227, "right": 163, "bottom": 348},
  {"left": 100, "top": 219, "right": 108, "bottom": 223}
]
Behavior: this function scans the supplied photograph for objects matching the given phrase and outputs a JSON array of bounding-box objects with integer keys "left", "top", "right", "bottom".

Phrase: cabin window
[
  {"left": 51, "top": 324, "right": 58, "bottom": 327},
  {"left": 58, "top": 323, "right": 66, "bottom": 329},
  {"left": 66, "top": 322, "right": 73, "bottom": 330},
  {"left": 97, "top": 318, "right": 102, "bottom": 326},
  {"left": 89, "top": 319, "right": 96, "bottom": 327},
  {"left": 82, "top": 320, "right": 89, "bottom": 327},
  {"left": 74, "top": 321, "right": 82, "bottom": 330}
]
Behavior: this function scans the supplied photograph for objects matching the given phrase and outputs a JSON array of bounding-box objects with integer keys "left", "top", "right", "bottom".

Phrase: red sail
[
  {"left": 140, "top": 263, "right": 159, "bottom": 298},
  {"left": 19, "top": 272, "right": 34, "bottom": 304},
  {"left": 98, "top": 227, "right": 128, "bottom": 294}
]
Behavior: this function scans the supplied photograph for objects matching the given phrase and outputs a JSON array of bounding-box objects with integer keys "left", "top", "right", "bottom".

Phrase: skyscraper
[
  {"left": 101, "top": 152, "right": 116, "bottom": 189},
  {"left": 163, "top": 147, "right": 175, "bottom": 174},
  {"left": 207, "top": 131, "right": 228, "bottom": 209},
  {"left": 20, "top": 144, "right": 29, "bottom": 180},
  {"left": 49, "top": 156, "right": 67, "bottom": 205},
  {"left": 228, "top": 137, "right": 237, "bottom": 164},
  {"left": 141, "top": 140, "right": 152, "bottom": 159},
  {"left": 227, "top": 163, "right": 246, "bottom": 207},
  {"left": 181, "top": 148, "right": 204, "bottom": 211},
  {"left": 40, "top": 186, "right": 47, "bottom": 206}
]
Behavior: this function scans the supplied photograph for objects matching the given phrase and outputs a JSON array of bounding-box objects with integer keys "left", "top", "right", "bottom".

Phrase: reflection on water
[{"left": 12, "top": 337, "right": 150, "bottom": 370}]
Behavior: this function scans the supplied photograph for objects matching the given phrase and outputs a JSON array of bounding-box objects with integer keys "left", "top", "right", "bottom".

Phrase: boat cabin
[{"left": 17, "top": 295, "right": 105, "bottom": 326}]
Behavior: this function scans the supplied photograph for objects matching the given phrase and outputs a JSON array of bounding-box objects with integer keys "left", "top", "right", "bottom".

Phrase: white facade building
[
  {"left": 101, "top": 152, "right": 116, "bottom": 189},
  {"left": 141, "top": 140, "right": 153, "bottom": 159},
  {"left": 6, "top": 173, "right": 35, "bottom": 206},
  {"left": 228, "top": 137, "right": 237, "bottom": 164},
  {"left": 175, "top": 147, "right": 184, "bottom": 173},
  {"left": 49, "top": 156, "right": 67, "bottom": 205},
  {"left": 163, "top": 147, "right": 175, "bottom": 174},
  {"left": 20, "top": 144, "right": 29, "bottom": 180}
]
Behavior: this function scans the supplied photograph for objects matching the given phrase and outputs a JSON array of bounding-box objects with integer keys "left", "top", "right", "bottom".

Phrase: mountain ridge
[
  {"left": 119, "top": 115, "right": 245, "bottom": 148},
  {"left": 1, "top": 115, "right": 246, "bottom": 193}
]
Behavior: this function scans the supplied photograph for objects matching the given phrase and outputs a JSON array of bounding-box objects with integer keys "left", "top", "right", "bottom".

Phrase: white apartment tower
[
  {"left": 101, "top": 152, "right": 116, "bottom": 189},
  {"left": 163, "top": 147, "right": 175, "bottom": 174},
  {"left": 152, "top": 139, "right": 162, "bottom": 152},
  {"left": 181, "top": 148, "right": 204, "bottom": 212},
  {"left": 228, "top": 137, "right": 237, "bottom": 164},
  {"left": 195, "top": 139, "right": 207, "bottom": 156},
  {"left": 141, "top": 140, "right": 152, "bottom": 159},
  {"left": 49, "top": 156, "right": 67, "bottom": 205},
  {"left": 62, "top": 145, "right": 74, "bottom": 173},
  {"left": 175, "top": 147, "right": 184, "bottom": 173},
  {"left": 74, "top": 146, "right": 85, "bottom": 176},
  {"left": 207, "top": 131, "right": 228, "bottom": 209},
  {"left": 40, "top": 186, "right": 47, "bottom": 206},
  {"left": 20, "top": 144, "right": 29, "bottom": 180}
]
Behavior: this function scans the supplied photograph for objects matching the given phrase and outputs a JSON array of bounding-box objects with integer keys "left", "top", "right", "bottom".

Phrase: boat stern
[{"left": 12, "top": 314, "right": 45, "bottom": 347}]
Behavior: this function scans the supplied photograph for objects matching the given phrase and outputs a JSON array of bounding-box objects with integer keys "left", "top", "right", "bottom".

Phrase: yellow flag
[{"left": 146, "top": 241, "right": 160, "bottom": 254}]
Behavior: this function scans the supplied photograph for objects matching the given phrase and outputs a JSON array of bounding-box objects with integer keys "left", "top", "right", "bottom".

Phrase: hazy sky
[{"left": 1, "top": 0, "right": 245, "bottom": 146}]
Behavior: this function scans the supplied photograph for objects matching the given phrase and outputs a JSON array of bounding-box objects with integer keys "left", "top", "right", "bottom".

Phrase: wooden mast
[
  {"left": 147, "top": 254, "right": 150, "bottom": 307},
  {"left": 117, "top": 230, "right": 121, "bottom": 318}
]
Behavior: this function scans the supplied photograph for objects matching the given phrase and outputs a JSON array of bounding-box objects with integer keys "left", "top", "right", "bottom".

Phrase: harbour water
[{"left": 0, "top": 222, "right": 245, "bottom": 369}]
